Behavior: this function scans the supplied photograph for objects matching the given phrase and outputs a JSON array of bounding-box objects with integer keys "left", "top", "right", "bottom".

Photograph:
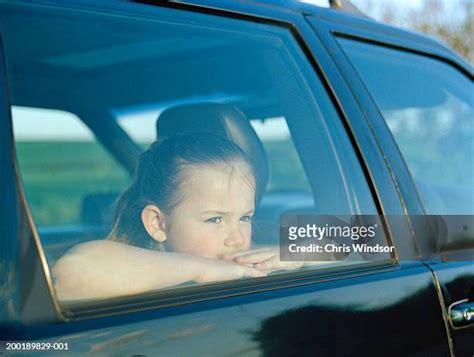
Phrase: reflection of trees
[
  {"left": 354, "top": 0, "right": 473, "bottom": 63},
  {"left": 251, "top": 285, "right": 448, "bottom": 356},
  {"left": 384, "top": 94, "right": 472, "bottom": 185}
]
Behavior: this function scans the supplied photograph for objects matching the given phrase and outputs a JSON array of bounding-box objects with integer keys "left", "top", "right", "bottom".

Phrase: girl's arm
[{"left": 53, "top": 240, "right": 265, "bottom": 301}]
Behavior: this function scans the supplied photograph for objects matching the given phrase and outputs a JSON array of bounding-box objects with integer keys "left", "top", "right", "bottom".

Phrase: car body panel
[
  {"left": 4, "top": 265, "right": 449, "bottom": 356},
  {"left": 430, "top": 261, "right": 474, "bottom": 357}
]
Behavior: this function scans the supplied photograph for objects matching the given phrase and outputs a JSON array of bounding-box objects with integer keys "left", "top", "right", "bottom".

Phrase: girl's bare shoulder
[{"left": 62, "top": 239, "right": 140, "bottom": 257}]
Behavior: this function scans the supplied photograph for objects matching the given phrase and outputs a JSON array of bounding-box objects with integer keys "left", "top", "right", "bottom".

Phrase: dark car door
[
  {"left": 307, "top": 10, "right": 474, "bottom": 356},
  {"left": 1, "top": 1, "right": 452, "bottom": 356}
]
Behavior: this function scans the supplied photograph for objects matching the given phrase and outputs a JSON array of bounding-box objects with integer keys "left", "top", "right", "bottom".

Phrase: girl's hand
[
  {"left": 193, "top": 256, "right": 267, "bottom": 283},
  {"left": 222, "top": 247, "right": 305, "bottom": 272}
]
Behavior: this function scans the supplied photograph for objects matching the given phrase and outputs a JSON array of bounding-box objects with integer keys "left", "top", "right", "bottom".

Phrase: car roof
[
  {"left": 178, "top": 0, "right": 471, "bottom": 72},
  {"left": 164, "top": 0, "right": 453, "bottom": 50},
  {"left": 2, "top": 0, "right": 463, "bottom": 56},
  {"left": 3, "top": 0, "right": 470, "bottom": 110}
]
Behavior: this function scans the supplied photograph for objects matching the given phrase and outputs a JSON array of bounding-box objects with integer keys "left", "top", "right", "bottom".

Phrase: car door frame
[
  {"left": 0, "top": 29, "right": 64, "bottom": 335},
  {"left": 0, "top": 31, "right": 22, "bottom": 326}
]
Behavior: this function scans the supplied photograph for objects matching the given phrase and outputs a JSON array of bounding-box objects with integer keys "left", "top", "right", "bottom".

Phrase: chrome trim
[
  {"left": 430, "top": 270, "right": 455, "bottom": 357},
  {"left": 66, "top": 260, "right": 394, "bottom": 320},
  {"left": 448, "top": 298, "right": 474, "bottom": 330},
  {"left": 12, "top": 145, "right": 66, "bottom": 321}
]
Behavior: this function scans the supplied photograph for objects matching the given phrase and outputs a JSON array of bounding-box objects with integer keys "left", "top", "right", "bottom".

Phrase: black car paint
[{"left": 4, "top": 265, "right": 450, "bottom": 356}]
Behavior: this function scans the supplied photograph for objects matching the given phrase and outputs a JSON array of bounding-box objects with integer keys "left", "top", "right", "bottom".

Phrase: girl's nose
[{"left": 224, "top": 226, "right": 245, "bottom": 248}]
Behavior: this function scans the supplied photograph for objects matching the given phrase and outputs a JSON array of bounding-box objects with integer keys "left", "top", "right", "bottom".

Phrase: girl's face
[{"left": 163, "top": 162, "right": 255, "bottom": 258}]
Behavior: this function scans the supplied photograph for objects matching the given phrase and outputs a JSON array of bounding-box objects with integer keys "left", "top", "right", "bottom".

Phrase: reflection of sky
[
  {"left": 12, "top": 106, "right": 94, "bottom": 141},
  {"left": 114, "top": 96, "right": 292, "bottom": 142},
  {"left": 113, "top": 94, "right": 242, "bottom": 142},
  {"left": 11, "top": 101, "right": 291, "bottom": 143},
  {"left": 117, "top": 112, "right": 291, "bottom": 143},
  {"left": 385, "top": 93, "right": 472, "bottom": 135}
]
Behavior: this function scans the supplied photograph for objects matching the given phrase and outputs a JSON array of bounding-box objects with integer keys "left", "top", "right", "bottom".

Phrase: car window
[
  {"left": 4, "top": 3, "right": 392, "bottom": 305},
  {"left": 12, "top": 106, "right": 130, "bottom": 228},
  {"left": 338, "top": 38, "right": 474, "bottom": 216}
]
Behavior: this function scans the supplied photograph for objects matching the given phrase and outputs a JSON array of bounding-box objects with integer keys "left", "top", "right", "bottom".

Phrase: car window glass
[
  {"left": 338, "top": 38, "right": 474, "bottom": 216},
  {"left": 250, "top": 117, "right": 311, "bottom": 192},
  {"left": 12, "top": 106, "right": 130, "bottom": 227},
  {"left": 4, "top": 3, "right": 391, "bottom": 304}
]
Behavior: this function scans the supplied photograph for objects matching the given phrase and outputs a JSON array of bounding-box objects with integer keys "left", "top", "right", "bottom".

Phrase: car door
[
  {"left": 1, "top": 1, "right": 451, "bottom": 356},
  {"left": 307, "top": 10, "right": 474, "bottom": 356}
]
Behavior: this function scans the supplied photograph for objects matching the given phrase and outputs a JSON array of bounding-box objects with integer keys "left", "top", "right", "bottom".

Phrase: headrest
[{"left": 157, "top": 103, "right": 269, "bottom": 199}]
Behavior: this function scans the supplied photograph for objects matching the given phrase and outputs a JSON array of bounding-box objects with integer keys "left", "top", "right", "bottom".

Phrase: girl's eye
[
  {"left": 240, "top": 215, "right": 253, "bottom": 223},
  {"left": 205, "top": 217, "right": 222, "bottom": 224}
]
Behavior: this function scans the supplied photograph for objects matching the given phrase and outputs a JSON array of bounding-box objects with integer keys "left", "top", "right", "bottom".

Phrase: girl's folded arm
[
  {"left": 52, "top": 240, "right": 203, "bottom": 301},
  {"left": 52, "top": 240, "right": 264, "bottom": 301}
]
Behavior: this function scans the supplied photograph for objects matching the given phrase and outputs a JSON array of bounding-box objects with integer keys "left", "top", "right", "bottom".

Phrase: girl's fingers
[
  {"left": 254, "top": 258, "right": 305, "bottom": 271},
  {"left": 242, "top": 265, "right": 268, "bottom": 278},
  {"left": 235, "top": 250, "right": 276, "bottom": 264},
  {"left": 254, "top": 257, "right": 276, "bottom": 270},
  {"left": 222, "top": 248, "right": 272, "bottom": 261},
  {"left": 221, "top": 254, "right": 236, "bottom": 261}
]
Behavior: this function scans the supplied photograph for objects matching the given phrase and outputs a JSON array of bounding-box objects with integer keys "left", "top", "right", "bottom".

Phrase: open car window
[{"left": 4, "top": 2, "right": 392, "bottom": 305}]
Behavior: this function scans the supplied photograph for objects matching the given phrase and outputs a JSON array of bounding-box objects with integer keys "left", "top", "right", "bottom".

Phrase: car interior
[
  {"left": 39, "top": 101, "right": 318, "bottom": 262},
  {"left": 5, "top": 4, "right": 392, "bottom": 266}
]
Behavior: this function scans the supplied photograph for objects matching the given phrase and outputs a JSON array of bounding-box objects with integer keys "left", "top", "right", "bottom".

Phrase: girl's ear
[{"left": 141, "top": 205, "right": 167, "bottom": 242}]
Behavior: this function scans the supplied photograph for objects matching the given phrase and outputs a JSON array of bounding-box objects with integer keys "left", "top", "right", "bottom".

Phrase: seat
[{"left": 157, "top": 103, "right": 269, "bottom": 199}]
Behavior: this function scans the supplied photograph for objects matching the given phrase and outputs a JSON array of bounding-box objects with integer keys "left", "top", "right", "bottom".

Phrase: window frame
[
  {"left": 0, "top": 32, "right": 23, "bottom": 324},
  {"left": 0, "top": 33, "right": 64, "bottom": 324},
  {"left": 4, "top": 1, "right": 404, "bottom": 322}
]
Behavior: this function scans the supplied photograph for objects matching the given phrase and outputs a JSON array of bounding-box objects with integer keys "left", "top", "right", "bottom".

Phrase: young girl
[{"left": 54, "top": 134, "right": 301, "bottom": 301}]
